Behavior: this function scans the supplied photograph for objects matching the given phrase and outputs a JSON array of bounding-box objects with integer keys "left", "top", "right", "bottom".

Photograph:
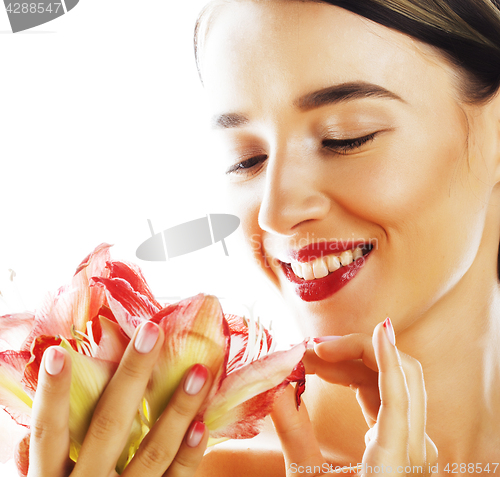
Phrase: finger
[
  {"left": 425, "top": 434, "right": 438, "bottom": 469},
  {"left": 399, "top": 353, "right": 426, "bottom": 465},
  {"left": 29, "top": 346, "right": 73, "bottom": 477},
  {"left": 313, "top": 334, "right": 378, "bottom": 371},
  {"left": 303, "top": 350, "right": 377, "bottom": 388},
  {"left": 74, "top": 321, "right": 164, "bottom": 476},
  {"left": 303, "top": 350, "right": 380, "bottom": 422},
  {"left": 123, "top": 364, "right": 213, "bottom": 477},
  {"left": 271, "top": 385, "right": 324, "bottom": 473},
  {"left": 162, "top": 422, "right": 209, "bottom": 477},
  {"left": 372, "top": 318, "right": 410, "bottom": 459}
]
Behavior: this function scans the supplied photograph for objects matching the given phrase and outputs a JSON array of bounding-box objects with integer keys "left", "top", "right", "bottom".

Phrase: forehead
[{"left": 200, "top": 1, "right": 451, "bottom": 114}]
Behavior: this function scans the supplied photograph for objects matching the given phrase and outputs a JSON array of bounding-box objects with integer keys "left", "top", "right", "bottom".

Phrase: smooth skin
[
  {"left": 195, "top": 0, "right": 500, "bottom": 475},
  {"left": 270, "top": 321, "right": 437, "bottom": 476},
  {"left": 29, "top": 321, "right": 212, "bottom": 477}
]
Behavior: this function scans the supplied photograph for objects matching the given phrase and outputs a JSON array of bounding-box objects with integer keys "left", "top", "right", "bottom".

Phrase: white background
[{"left": 0, "top": 1, "right": 301, "bottom": 475}]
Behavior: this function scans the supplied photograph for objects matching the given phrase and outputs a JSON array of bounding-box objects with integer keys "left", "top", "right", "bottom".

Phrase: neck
[
  {"left": 307, "top": 241, "right": 500, "bottom": 464},
  {"left": 397, "top": 251, "right": 500, "bottom": 461}
]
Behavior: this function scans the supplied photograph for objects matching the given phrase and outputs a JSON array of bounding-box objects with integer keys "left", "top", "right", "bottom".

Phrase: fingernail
[
  {"left": 184, "top": 364, "right": 208, "bottom": 395},
  {"left": 186, "top": 421, "right": 205, "bottom": 448},
  {"left": 313, "top": 336, "right": 342, "bottom": 344},
  {"left": 383, "top": 317, "right": 396, "bottom": 346},
  {"left": 134, "top": 321, "right": 160, "bottom": 354},
  {"left": 45, "top": 347, "right": 65, "bottom": 376}
]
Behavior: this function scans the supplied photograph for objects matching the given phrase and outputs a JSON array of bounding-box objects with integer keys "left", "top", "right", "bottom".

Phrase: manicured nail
[
  {"left": 383, "top": 317, "right": 396, "bottom": 346},
  {"left": 45, "top": 347, "right": 65, "bottom": 376},
  {"left": 134, "top": 321, "right": 160, "bottom": 354},
  {"left": 313, "top": 336, "right": 342, "bottom": 344},
  {"left": 184, "top": 364, "right": 208, "bottom": 395},
  {"left": 186, "top": 421, "right": 205, "bottom": 448}
]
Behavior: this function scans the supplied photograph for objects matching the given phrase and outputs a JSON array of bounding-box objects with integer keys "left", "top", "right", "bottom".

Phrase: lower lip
[{"left": 280, "top": 252, "right": 371, "bottom": 302}]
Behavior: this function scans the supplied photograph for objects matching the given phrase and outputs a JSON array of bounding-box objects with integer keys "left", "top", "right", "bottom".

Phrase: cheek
[
  {"left": 327, "top": 118, "right": 475, "bottom": 236},
  {"left": 228, "top": 182, "right": 281, "bottom": 287}
]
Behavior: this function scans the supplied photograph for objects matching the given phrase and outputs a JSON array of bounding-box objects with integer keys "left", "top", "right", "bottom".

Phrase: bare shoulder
[{"left": 195, "top": 418, "right": 286, "bottom": 477}]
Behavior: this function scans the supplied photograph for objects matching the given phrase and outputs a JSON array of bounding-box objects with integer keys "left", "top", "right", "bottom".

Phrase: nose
[{"left": 257, "top": 141, "right": 331, "bottom": 236}]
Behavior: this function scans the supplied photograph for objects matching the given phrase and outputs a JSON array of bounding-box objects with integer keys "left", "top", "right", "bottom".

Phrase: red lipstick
[{"left": 281, "top": 241, "right": 372, "bottom": 302}]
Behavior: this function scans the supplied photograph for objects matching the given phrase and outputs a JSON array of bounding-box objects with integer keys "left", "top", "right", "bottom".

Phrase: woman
[
  {"left": 192, "top": 0, "right": 500, "bottom": 474},
  {"left": 30, "top": 0, "right": 500, "bottom": 475}
]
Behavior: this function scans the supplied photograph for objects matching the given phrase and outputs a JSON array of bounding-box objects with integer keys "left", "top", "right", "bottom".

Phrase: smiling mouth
[{"left": 282, "top": 244, "right": 372, "bottom": 280}]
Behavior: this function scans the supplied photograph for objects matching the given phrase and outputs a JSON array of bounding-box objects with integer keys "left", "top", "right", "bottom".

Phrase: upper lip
[{"left": 284, "top": 240, "right": 371, "bottom": 263}]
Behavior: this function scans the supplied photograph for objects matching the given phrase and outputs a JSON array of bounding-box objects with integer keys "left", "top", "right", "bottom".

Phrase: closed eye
[
  {"left": 322, "top": 132, "right": 376, "bottom": 155},
  {"left": 225, "top": 154, "right": 267, "bottom": 175}
]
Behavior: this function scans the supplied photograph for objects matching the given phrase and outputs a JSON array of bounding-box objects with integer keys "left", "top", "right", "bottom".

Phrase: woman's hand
[
  {"left": 271, "top": 318, "right": 438, "bottom": 476},
  {"left": 28, "top": 321, "right": 213, "bottom": 477}
]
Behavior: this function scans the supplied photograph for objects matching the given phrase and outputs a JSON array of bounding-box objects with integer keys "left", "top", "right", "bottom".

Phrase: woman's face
[{"left": 201, "top": 1, "right": 500, "bottom": 337}]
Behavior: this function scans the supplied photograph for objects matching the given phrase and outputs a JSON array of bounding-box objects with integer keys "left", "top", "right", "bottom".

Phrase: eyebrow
[{"left": 212, "top": 81, "right": 404, "bottom": 129}]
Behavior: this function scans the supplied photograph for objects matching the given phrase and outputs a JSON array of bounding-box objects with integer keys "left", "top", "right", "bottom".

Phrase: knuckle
[
  {"left": 382, "top": 387, "right": 410, "bottom": 412},
  {"left": 31, "top": 417, "right": 53, "bottom": 441},
  {"left": 401, "top": 353, "right": 424, "bottom": 375},
  {"left": 171, "top": 449, "right": 200, "bottom": 471},
  {"left": 137, "top": 441, "right": 174, "bottom": 471},
  {"left": 170, "top": 397, "right": 198, "bottom": 420},
  {"left": 119, "top": 359, "right": 146, "bottom": 380},
  {"left": 88, "top": 412, "right": 121, "bottom": 441}
]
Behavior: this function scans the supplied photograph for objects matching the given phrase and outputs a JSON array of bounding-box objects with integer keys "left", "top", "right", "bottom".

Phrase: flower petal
[
  {"left": 108, "top": 261, "right": 162, "bottom": 311},
  {"left": 91, "top": 277, "right": 161, "bottom": 339},
  {"left": 224, "top": 314, "right": 273, "bottom": 374},
  {"left": 94, "top": 316, "right": 130, "bottom": 363},
  {"left": 0, "top": 351, "right": 33, "bottom": 427},
  {"left": 71, "top": 243, "right": 112, "bottom": 332},
  {"left": 58, "top": 341, "right": 116, "bottom": 451},
  {"left": 145, "top": 295, "right": 229, "bottom": 426},
  {"left": 0, "top": 409, "right": 29, "bottom": 464},
  {"left": 202, "top": 342, "right": 306, "bottom": 440},
  {"left": 23, "top": 335, "right": 64, "bottom": 395},
  {"left": 0, "top": 313, "right": 35, "bottom": 352},
  {"left": 23, "top": 244, "right": 111, "bottom": 350},
  {"left": 14, "top": 432, "right": 30, "bottom": 477}
]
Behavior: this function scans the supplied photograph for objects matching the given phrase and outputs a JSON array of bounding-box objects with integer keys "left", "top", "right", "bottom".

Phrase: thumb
[{"left": 271, "top": 384, "right": 325, "bottom": 475}]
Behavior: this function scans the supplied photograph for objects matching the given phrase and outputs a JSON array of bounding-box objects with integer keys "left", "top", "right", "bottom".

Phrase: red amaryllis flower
[{"left": 0, "top": 244, "right": 306, "bottom": 474}]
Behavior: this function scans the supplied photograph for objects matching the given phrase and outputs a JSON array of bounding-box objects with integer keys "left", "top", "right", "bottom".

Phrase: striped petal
[
  {"left": 0, "top": 351, "right": 32, "bottom": 427},
  {"left": 0, "top": 409, "right": 28, "bottom": 464},
  {"left": 145, "top": 294, "right": 229, "bottom": 426},
  {"left": 23, "top": 244, "right": 111, "bottom": 350},
  {"left": 107, "top": 261, "right": 162, "bottom": 311},
  {"left": 93, "top": 316, "right": 130, "bottom": 363},
  {"left": 14, "top": 432, "right": 30, "bottom": 477},
  {"left": 91, "top": 277, "right": 161, "bottom": 339},
  {"left": 0, "top": 313, "right": 35, "bottom": 352},
  {"left": 203, "top": 342, "right": 306, "bottom": 440},
  {"left": 58, "top": 341, "right": 117, "bottom": 453}
]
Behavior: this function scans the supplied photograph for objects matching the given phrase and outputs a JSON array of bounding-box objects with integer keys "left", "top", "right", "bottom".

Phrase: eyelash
[
  {"left": 225, "top": 132, "right": 377, "bottom": 176},
  {"left": 322, "top": 132, "right": 377, "bottom": 154},
  {"left": 225, "top": 155, "right": 267, "bottom": 176}
]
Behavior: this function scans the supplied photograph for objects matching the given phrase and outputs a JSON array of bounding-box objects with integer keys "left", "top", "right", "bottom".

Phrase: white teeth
[
  {"left": 288, "top": 247, "right": 369, "bottom": 281},
  {"left": 291, "top": 262, "right": 303, "bottom": 278},
  {"left": 312, "top": 259, "right": 329, "bottom": 279},
  {"left": 353, "top": 247, "right": 363, "bottom": 260},
  {"left": 302, "top": 262, "right": 315, "bottom": 280},
  {"left": 327, "top": 254, "right": 340, "bottom": 272},
  {"left": 340, "top": 250, "right": 353, "bottom": 266}
]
